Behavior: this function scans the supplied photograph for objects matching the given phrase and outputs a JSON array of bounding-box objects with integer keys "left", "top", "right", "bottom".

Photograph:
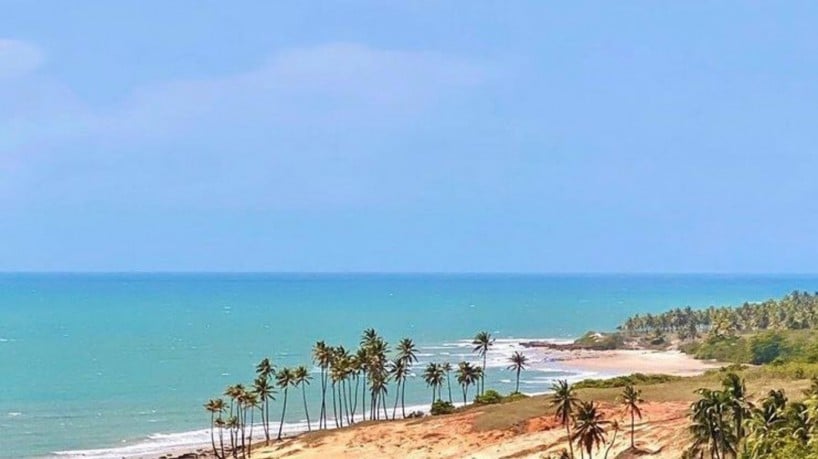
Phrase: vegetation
[
  {"left": 474, "top": 389, "right": 503, "bottom": 405},
  {"left": 203, "top": 328, "right": 507, "bottom": 457},
  {"left": 572, "top": 373, "right": 680, "bottom": 389},
  {"left": 621, "top": 291, "right": 818, "bottom": 337},
  {"left": 572, "top": 331, "right": 626, "bottom": 350},
  {"left": 507, "top": 350, "right": 528, "bottom": 393},
  {"left": 430, "top": 399, "right": 455, "bottom": 415}
]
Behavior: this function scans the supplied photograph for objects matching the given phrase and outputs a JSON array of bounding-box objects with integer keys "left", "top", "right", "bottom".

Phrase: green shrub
[
  {"left": 504, "top": 392, "right": 529, "bottom": 402},
  {"left": 474, "top": 389, "right": 503, "bottom": 405},
  {"left": 573, "top": 373, "right": 680, "bottom": 389},
  {"left": 430, "top": 400, "right": 455, "bottom": 415},
  {"left": 750, "top": 332, "right": 789, "bottom": 364},
  {"left": 573, "top": 331, "right": 625, "bottom": 350}
]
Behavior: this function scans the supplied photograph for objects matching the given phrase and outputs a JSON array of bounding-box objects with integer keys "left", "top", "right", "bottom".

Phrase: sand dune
[{"left": 249, "top": 401, "right": 691, "bottom": 459}]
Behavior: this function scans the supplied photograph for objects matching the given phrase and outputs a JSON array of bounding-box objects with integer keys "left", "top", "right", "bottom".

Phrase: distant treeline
[{"left": 619, "top": 291, "right": 818, "bottom": 337}]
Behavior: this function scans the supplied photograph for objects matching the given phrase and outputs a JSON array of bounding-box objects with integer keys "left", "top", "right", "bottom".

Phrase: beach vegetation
[
  {"left": 550, "top": 379, "right": 579, "bottom": 459},
  {"left": 572, "top": 373, "right": 680, "bottom": 389},
  {"left": 474, "top": 389, "right": 503, "bottom": 405},
  {"left": 572, "top": 331, "right": 625, "bottom": 350},
  {"left": 472, "top": 331, "right": 494, "bottom": 395},
  {"left": 619, "top": 385, "right": 642, "bottom": 449},
  {"left": 507, "top": 350, "right": 528, "bottom": 393},
  {"left": 430, "top": 399, "right": 455, "bottom": 415}
]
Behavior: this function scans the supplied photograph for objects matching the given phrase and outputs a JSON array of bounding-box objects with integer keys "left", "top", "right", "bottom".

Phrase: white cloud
[
  {"left": 0, "top": 39, "right": 43, "bottom": 79},
  {"left": 0, "top": 43, "right": 490, "bottom": 209}
]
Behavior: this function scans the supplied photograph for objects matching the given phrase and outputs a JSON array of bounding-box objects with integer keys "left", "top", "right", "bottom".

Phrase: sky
[{"left": 1, "top": 1, "right": 818, "bottom": 272}]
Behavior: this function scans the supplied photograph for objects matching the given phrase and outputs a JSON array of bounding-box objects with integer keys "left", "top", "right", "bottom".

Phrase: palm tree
[
  {"left": 620, "top": 385, "right": 643, "bottom": 449},
  {"left": 456, "top": 361, "right": 480, "bottom": 404},
  {"left": 254, "top": 357, "right": 274, "bottom": 442},
  {"left": 423, "top": 362, "right": 445, "bottom": 404},
  {"left": 442, "top": 362, "right": 453, "bottom": 403},
  {"left": 551, "top": 380, "right": 578, "bottom": 459},
  {"left": 472, "top": 331, "right": 493, "bottom": 395},
  {"left": 572, "top": 401, "right": 608, "bottom": 459},
  {"left": 276, "top": 367, "right": 295, "bottom": 440},
  {"left": 507, "top": 351, "right": 528, "bottom": 393},
  {"left": 214, "top": 416, "right": 227, "bottom": 459},
  {"left": 204, "top": 399, "right": 225, "bottom": 458},
  {"left": 690, "top": 388, "right": 737, "bottom": 459},
  {"left": 242, "top": 391, "right": 259, "bottom": 458},
  {"left": 293, "top": 365, "right": 313, "bottom": 431},
  {"left": 389, "top": 359, "right": 411, "bottom": 419},
  {"left": 253, "top": 375, "right": 275, "bottom": 444},
  {"left": 721, "top": 373, "right": 750, "bottom": 444},
  {"left": 312, "top": 341, "right": 331, "bottom": 430}
]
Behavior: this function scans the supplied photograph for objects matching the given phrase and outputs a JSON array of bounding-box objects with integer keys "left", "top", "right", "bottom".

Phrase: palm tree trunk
[
  {"left": 248, "top": 407, "right": 254, "bottom": 457},
  {"left": 277, "top": 388, "right": 288, "bottom": 440},
  {"left": 332, "top": 384, "right": 340, "bottom": 428},
  {"left": 264, "top": 397, "right": 270, "bottom": 444},
  {"left": 219, "top": 424, "right": 225, "bottom": 459},
  {"left": 482, "top": 354, "right": 487, "bottom": 395},
  {"left": 630, "top": 411, "right": 635, "bottom": 448},
  {"left": 566, "top": 422, "right": 575, "bottom": 459},
  {"left": 352, "top": 374, "right": 361, "bottom": 422},
  {"left": 302, "top": 384, "right": 311, "bottom": 431},
  {"left": 210, "top": 413, "right": 217, "bottom": 457},
  {"left": 319, "top": 369, "right": 327, "bottom": 429},
  {"left": 401, "top": 379, "right": 406, "bottom": 418},
  {"left": 392, "top": 381, "right": 400, "bottom": 420},
  {"left": 515, "top": 368, "right": 521, "bottom": 393},
  {"left": 361, "top": 373, "right": 367, "bottom": 422},
  {"left": 382, "top": 391, "right": 389, "bottom": 420},
  {"left": 462, "top": 385, "right": 467, "bottom": 405},
  {"left": 447, "top": 375, "right": 452, "bottom": 403},
  {"left": 603, "top": 427, "right": 618, "bottom": 459}
]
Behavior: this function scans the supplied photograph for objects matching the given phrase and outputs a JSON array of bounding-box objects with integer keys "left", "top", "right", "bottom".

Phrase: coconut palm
[
  {"left": 690, "top": 388, "right": 737, "bottom": 459},
  {"left": 225, "top": 416, "right": 239, "bottom": 458},
  {"left": 275, "top": 367, "right": 295, "bottom": 440},
  {"left": 253, "top": 375, "right": 275, "bottom": 444},
  {"left": 721, "top": 373, "right": 750, "bottom": 443},
  {"left": 389, "top": 358, "right": 411, "bottom": 419},
  {"left": 442, "top": 362, "right": 453, "bottom": 403},
  {"left": 472, "top": 331, "right": 494, "bottom": 395},
  {"left": 507, "top": 351, "right": 528, "bottom": 393},
  {"left": 551, "top": 380, "right": 578, "bottom": 459},
  {"left": 214, "top": 416, "right": 227, "bottom": 459},
  {"left": 423, "top": 362, "right": 445, "bottom": 404},
  {"left": 396, "top": 338, "right": 418, "bottom": 365},
  {"left": 293, "top": 365, "right": 313, "bottom": 431},
  {"left": 312, "top": 341, "right": 332, "bottom": 430},
  {"left": 620, "top": 385, "right": 643, "bottom": 449},
  {"left": 572, "top": 401, "right": 608, "bottom": 459},
  {"left": 456, "top": 361, "right": 480, "bottom": 404},
  {"left": 242, "top": 391, "right": 259, "bottom": 457},
  {"left": 204, "top": 399, "right": 225, "bottom": 458}
]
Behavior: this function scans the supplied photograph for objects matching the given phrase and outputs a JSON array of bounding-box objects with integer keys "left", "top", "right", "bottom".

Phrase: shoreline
[{"left": 67, "top": 341, "right": 720, "bottom": 459}]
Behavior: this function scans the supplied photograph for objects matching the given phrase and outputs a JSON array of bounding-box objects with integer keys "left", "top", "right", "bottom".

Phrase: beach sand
[
  {"left": 548, "top": 349, "right": 722, "bottom": 377},
  {"left": 247, "top": 401, "right": 691, "bottom": 459}
]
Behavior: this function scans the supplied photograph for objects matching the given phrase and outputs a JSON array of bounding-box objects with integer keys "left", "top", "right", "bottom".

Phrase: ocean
[{"left": 0, "top": 273, "right": 816, "bottom": 458}]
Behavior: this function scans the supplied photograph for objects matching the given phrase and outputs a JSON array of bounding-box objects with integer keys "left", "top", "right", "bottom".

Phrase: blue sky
[{"left": 1, "top": 1, "right": 817, "bottom": 272}]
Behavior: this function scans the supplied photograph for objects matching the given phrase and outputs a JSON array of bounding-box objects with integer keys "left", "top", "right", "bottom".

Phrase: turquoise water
[{"left": 1, "top": 273, "right": 817, "bottom": 458}]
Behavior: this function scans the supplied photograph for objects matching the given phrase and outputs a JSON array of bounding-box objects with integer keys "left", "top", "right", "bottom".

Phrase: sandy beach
[{"left": 547, "top": 349, "right": 722, "bottom": 377}]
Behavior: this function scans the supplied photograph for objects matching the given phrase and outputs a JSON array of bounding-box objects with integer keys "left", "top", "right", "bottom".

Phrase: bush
[
  {"left": 405, "top": 410, "right": 424, "bottom": 419},
  {"left": 750, "top": 332, "right": 789, "bottom": 365},
  {"left": 430, "top": 399, "right": 455, "bottom": 415},
  {"left": 474, "top": 389, "right": 503, "bottom": 405},
  {"left": 572, "top": 373, "right": 680, "bottom": 389},
  {"left": 573, "top": 331, "right": 626, "bottom": 350},
  {"left": 504, "top": 392, "right": 529, "bottom": 402}
]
